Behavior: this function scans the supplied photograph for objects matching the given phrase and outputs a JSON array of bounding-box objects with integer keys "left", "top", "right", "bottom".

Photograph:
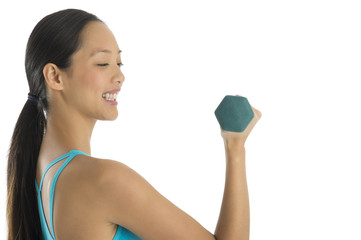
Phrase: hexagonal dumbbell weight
[{"left": 214, "top": 95, "right": 254, "bottom": 132}]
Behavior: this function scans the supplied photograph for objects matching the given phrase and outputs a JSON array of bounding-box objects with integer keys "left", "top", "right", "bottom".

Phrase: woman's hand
[{"left": 220, "top": 95, "right": 262, "bottom": 145}]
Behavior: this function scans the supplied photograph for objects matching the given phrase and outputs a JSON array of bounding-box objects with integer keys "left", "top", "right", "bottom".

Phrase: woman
[{"left": 7, "top": 8, "right": 261, "bottom": 240}]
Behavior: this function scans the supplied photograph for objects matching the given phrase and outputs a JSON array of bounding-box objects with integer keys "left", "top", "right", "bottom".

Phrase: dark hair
[{"left": 7, "top": 9, "right": 102, "bottom": 240}]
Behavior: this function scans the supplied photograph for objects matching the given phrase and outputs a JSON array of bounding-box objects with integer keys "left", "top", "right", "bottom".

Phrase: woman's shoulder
[
  {"left": 70, "top": 154, "right": 152, "bottom": 197},
  {"left": 65, "top": 154, "right": 150, "bottom": 222},
  {"left": 68, "top": 154, "right": 135, "bottom": 185},
  {"left": 66, "top": 154, "right": 146, "bottom": 198}
]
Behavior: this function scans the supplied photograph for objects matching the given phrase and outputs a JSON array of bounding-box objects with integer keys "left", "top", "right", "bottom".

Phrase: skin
[{"left": 35, "top": 21, "right": 262, "bottom": 240}]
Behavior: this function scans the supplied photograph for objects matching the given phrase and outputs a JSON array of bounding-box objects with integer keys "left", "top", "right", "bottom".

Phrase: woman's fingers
[
  {"left": 234, "top": 94, "right": 262, "bottom": 119},
  {"left": 251, "top": 106, "right": 262, "bottom": 120}
]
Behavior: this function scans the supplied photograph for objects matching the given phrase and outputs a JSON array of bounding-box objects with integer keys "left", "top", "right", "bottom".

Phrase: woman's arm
[
  {"left": 215, "top": 140, "right": 249, "bottom": 240},
  {"left": 95, "top": 107, "right": 261, "bottom": 240}
]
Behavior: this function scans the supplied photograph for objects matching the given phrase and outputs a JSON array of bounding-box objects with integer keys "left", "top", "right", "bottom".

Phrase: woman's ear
[{"left": 43, "top": 63, "right": 64, "bottom": 90}]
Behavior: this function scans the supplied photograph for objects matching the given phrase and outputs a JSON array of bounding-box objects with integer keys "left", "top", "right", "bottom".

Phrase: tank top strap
[
  {"left": 49, "top": 150, "right": 89, "bottom": 238},
  {"left": 36, "top": 151, "right": 76, "bottom": 192}
]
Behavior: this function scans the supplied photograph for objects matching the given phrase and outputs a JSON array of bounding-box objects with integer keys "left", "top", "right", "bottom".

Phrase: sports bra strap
[{"left": 35, "top": 150, "right": 89, "bottom": 239}]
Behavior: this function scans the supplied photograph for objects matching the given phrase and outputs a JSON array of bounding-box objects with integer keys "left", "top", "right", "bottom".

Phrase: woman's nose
[{"left": 113, "top": 67, "right": 124, "bottom": 85}]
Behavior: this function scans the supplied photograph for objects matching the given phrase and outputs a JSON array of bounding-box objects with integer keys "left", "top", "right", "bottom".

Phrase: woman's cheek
[{"left": 83, "top": 70, "right": 104, "bottom": 88}]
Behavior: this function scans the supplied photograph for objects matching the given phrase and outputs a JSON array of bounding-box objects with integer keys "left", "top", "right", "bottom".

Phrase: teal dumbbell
[{"left": 214, "top": 95, "right": 254, "bottom": 132}]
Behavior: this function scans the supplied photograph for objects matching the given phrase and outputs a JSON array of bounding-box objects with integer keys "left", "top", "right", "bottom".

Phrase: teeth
[{"left": 102, "top": 92, "right": 118, "bottom": 101}]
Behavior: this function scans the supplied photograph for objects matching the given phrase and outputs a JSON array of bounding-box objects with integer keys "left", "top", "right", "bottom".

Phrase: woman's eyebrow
[{"left": 90, "top": 49, "right": 122, "bottom": 57}]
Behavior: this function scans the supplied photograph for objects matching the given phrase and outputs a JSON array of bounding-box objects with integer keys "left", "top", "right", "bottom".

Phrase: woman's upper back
[{"left": 35, "top": 150, "right": 141, "bottom": 240}]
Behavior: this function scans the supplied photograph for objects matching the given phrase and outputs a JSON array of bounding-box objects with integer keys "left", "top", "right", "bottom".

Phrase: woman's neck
[{"left": 40, "top": 109, "right": 96, "bottom": 156}]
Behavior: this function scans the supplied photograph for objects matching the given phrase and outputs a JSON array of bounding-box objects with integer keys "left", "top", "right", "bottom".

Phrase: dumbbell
[{"left": 214, "top": 95, "right": 254, "bottom": 132}]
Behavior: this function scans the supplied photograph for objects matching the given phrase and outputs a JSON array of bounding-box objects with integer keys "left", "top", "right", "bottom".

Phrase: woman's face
[{"left": 60, "top": 21, "right": 124, "bottom": 121}]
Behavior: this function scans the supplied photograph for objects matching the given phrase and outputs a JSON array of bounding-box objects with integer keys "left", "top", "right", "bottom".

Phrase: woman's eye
[{"left": 97, "top": 63, "right": 123, "bottom": 67}]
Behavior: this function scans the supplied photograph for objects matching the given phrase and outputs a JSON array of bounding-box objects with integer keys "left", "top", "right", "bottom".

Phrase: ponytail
[{"left": 7, "top": 97, "right": 45, "bottom": 239}]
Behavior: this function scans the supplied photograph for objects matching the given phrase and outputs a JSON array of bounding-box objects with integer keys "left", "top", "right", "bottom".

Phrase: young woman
[{"left": 7, "top": 8, "right": 261, "bottom": 240}]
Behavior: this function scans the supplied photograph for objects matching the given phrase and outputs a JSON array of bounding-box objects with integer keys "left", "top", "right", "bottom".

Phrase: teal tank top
[{"left": 35, "top": 150, "right": 142, "bottom": 240}]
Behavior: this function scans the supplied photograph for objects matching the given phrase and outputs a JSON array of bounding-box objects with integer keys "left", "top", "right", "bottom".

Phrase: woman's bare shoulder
[
  {"left": 66, "top": 154, "right": 148, "bottom": 219},
  {"left": 60, "top": 154, "right": 140, "bottom": 214},
  {"left": 68, "top": 154, "right": 135, "bottom": 184},
  {"left": 68, "top": 154, "right": 147, "bottom": 199}
]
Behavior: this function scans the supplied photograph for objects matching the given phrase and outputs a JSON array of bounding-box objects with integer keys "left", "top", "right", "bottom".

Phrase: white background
[{"left": 1, "top": 0, "right": 360, "bottom": 239}]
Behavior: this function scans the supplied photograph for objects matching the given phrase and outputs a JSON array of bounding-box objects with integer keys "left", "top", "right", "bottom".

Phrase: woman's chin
[
  {"left": 107, "top": 112, "right": 118, "bottom": 121},
  {"left": 99, "top": 110, "right": 118, "bottom": 121}
]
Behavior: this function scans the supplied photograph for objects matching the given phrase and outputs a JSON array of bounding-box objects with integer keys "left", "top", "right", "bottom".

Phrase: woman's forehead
[{"left": 79, "top": 21, "right": 120, "bottom": 54}]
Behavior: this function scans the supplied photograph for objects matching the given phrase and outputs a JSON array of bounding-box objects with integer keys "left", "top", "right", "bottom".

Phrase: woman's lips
[
  {"left": 104, "top": 98, "right": 118, "bottom": 105},
  {"left": 103, "top": 88, "right": 120, "bottom": 94},
  {"left": 102, "top": 89, "right": 120, "bottom": 105}
]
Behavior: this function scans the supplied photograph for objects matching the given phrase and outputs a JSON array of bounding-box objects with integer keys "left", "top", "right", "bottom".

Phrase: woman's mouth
[{"left": 102, "top": 90, "right": 119, "bottom": 105}]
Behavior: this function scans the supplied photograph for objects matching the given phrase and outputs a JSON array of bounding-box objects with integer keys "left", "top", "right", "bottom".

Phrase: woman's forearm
[{"left": 214, "top": 140, "right": 250, "bottom": 240}]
